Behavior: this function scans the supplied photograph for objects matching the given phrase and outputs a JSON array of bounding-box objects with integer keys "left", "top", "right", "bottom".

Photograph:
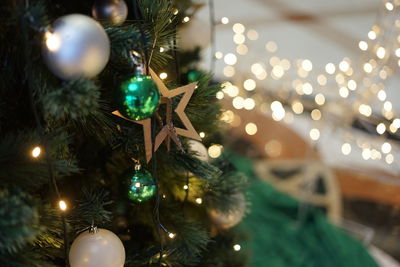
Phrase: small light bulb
[
  {"left": 159, "top": 47, "right": 165, "bottom": 52},
  {"left": 183, "top": 185, "right": 189, "bottom": 190},
  {"left": 221, "top": 17, "right": 229, "bottom": 24},
  {"left": 233, "top": 244, "right": 241, "bottom": 251},
  {"left": 59, "top": 200, "right": 67, "bottom": 211},
  {"left": 183, "top": 16, "right": 190, "bottom": 23},
  {"left": 168, "top": 232, "right": 176, "bottom": 239},
  {"left": 341, "top": 143, "right": 351, "bottom": 155},
  {"left": 199, "top": 132, "right": 206, "bottom": 138},
  {"left": 135, "top": 182, "right": 141, "bottom": 188},
  {"left": 159, "top": 72, "right": 168, "bottom": 79},
  {"left": 195, "top": 198, "right": 203, "bottom": 204},
  {"left": 31, "top": 146, "right": 41, "bottom": 158},
  {"left": 45, "top": 31, "right": 61, "bottom": 52},
  {"left": 376, "top": 123, "right": 386, "bottom": 135}
]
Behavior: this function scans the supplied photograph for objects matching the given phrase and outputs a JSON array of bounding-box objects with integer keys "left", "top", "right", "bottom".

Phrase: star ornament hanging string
[{"left": 113, "top": 68, "right": 202, "bottom": 162}]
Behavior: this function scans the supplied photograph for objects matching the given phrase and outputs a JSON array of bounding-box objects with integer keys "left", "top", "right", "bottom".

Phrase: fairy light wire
[{"left": 22, "top": 2, "right": 68, "bottom": 263}]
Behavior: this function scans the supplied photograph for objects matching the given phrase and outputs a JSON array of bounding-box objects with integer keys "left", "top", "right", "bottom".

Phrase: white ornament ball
[
  {"left": 208, "top": 193, "right": 246, "bottom": 230},
  {"left": 69, "top": 228, "right": 125, "bottom": 267},
  {"left": 43, "top": 14, "right": 110, "bottom": 80},
  {"left": 188, "top": 140, "right": 209, "bottom": 162}
]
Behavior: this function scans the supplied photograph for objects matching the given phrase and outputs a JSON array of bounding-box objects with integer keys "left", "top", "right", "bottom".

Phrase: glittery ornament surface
[
  {"left": 127, "top": 168, "right": 156, "bottom": 203},
  {"left": 118, "top": 75, "right": 160, "bottom": 121}
]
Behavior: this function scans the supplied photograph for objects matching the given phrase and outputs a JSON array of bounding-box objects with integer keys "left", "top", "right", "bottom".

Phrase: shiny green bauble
[
  {"left": 187, "top": 69, "right": 202, "bottom": 83},
  {"left": 118, "top": 75, "right": 160, "bottom": 120},
  {"left": 127, "top": 168, "right": 156, "bottom": 203}
]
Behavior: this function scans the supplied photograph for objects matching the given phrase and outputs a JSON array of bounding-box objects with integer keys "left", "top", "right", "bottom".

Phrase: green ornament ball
[
  {"left": 118, "top": 75, "right": 160, "bottom": 120},
  {"left": 187, "top": 69, "right": 202, "bottom": 83},
  {"left": 127, "top": 167, "right": 156, "bottom": 203}
]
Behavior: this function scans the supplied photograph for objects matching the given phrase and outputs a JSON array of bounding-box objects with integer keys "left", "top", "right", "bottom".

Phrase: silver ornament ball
[
  {"left": 43, "top": 14, "right": 110, "bottom": 80},
  {"left": 92, "top": 0, "right": 128, "bottom": 25},
  {"left": 187, "top": 140, "right": 209, "bottom": 162},
  {"left": 69, "top": 228, "right": 125, "bottom": 267},
  {"left": 208, "top": 193, "right": 246, "bottom": 230}
]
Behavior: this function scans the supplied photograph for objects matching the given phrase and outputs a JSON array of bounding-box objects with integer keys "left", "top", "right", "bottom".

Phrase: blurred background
[{"left": 179, "top": 0, "right": 400, "bottom": 265}]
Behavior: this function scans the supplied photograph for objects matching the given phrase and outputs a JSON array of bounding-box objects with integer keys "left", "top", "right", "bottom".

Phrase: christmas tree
[{"left": 0, "top": 0, "right": 247, "bottom": 266}]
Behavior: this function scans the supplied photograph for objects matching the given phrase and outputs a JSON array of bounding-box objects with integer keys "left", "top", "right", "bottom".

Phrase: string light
[
  {"left": 325, "top": 63, "right": 336, "bottom": 74},
  {"left": 236, "top": 44, "right": 248, "bottom": 55},
  {"left": 339, "top": 60, "right": 350, "bottom": 72},
  {"left": 347, "top": 80, "right": 357, "bottom": 91},
  {"left": 358, "top": 41, "right": 368, "bottom": 51},
  {"left": 233, "top": 34, "right": 245, "bottom": 44},
  {"left": 368, "top": 30, "right": 377, "bottom": 40},
  {"left": 377, "top": 90, "right": 386, "bottom": 101},
  {"left": 265, "top": 140, "right": 282, "bottom": 157},
  {"left": 315, "top": 94, "right": 325, "bottom": 105},
  {"left": 45, "top": 31, "right": 61, "bottom": 52},
  {"left": 215, "top": 51, "right": 223, "bottom": 59},
  {"left": 220, "top": 110, "right": 235, "bottom": 123},
  {"left": 363, "top": 63, "right": 373, "bottom": 73},
  {"left": 393, "top": 118, "right": 400, "bottom": 128},
  {"left": 232, "top": 96, "right": 244, "bottom": 109},
  {"left": 311, "top": 109, "right": 322, "bottom": 120},
  {"left": 221, "top": 17, "right": 229, "bottom": 24},
  {"left": 159, "top": 72, "right": 168, "bottom": 79},
  {"left": 195, "top": 198, "right": 203, "bottom": 204},
  {"left": 362, "top": 148, "right": 371, "bottom": 160},
  {"left": 302, "top": 82, "right": 313, "bottom": 95},
  {"left": 384, "top": 101, "right": 392, "bottom": 111},
  {"left": 359, "top": 104, "right": 372, "bottom": 117},
  {"left": 301, "top": 59, "right": 313, "bottom": 71},
  {"left": 208, "top": 144, "right": 223, "bottom": 158},
  {"left": 182, "top": 16, "right": 190, "bottom": 23},
  {"left": 376, "top": 123, "right": 386, "bottom": 134},
  {"left": 247, "top": 29, "right": 259, "bottom": 40},
  {"left": 168, "top": 232, "right": 176, "bottom": 239},
  {"left": 31, "top": 146, "right": 42, "bottom": 158},
  {"left": 243, "top": 79, "right": 256, "bottom": 91},
  {"left": 216, "top": 91, "right": 224, "bottom": 99},
  {"left": 309, "top": 128, "right": 320, "bottom": 141},
  {"left": 385, "top": 2, "right": 394, "bottom": 11},
  {"left": 59, "top": 200, "right": 67, "bottom": 211},
  {"left": 341, "top": 143, "right": 351, "bottom": 155},
  {"left": 224, "top": 53, "right": 237, "bottom": 65},
  {"left": 183, "top": 185, "right": 189, "bottom": 190},
  {"left": 386, "top": 154, "right": 394, "bottom": 164},
  {"left": 243, "top": 98, "right": 255, "bottom": 110},
  {"left": 272, "top": 108, "right": 285, "bottom": 121},
  {"left": 233, "top": 244, "right": 241, "bottom": 251},
  {"left": 245, "top": 123, "right": 257, "bottom": 135},
  {"left": 390, "top": 123, "right": 398, "bottom": 133},
  {"left": 272, "top": 65, "right": 284, "bottom": 79},
  {"left": 233, "top": 23, "right": 245, "bottom": 34},
  {"left": 292, "top": 101, "right": 304, "bottom": 114},
  {"left": 317, "top": 74, "right": 327, "bottom": 86},
  {"left": 339, "top": 87, "right": 349, "bottom": 98},
  {"left": 251, "top": 63, "right": 265, "bottom": 75},
  {"left": 381, "top": 142, "right": 392, "bottom": 153},
  {"left": 199, "top": 132, "right": 206, "bottom": 138},
  {"left": 265, "top": 41, "right": 277, "bottom": 52},
  {"left": 376, "top": 47, "right": 386, "bottom": 59},
  {"left": 223, "top": 66, "right": 235, "bottom": 77}
]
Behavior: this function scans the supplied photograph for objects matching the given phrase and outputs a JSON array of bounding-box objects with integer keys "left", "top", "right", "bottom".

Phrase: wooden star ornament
[{"left": 113, "top": 68, "right": 202, "bottom": 162}]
